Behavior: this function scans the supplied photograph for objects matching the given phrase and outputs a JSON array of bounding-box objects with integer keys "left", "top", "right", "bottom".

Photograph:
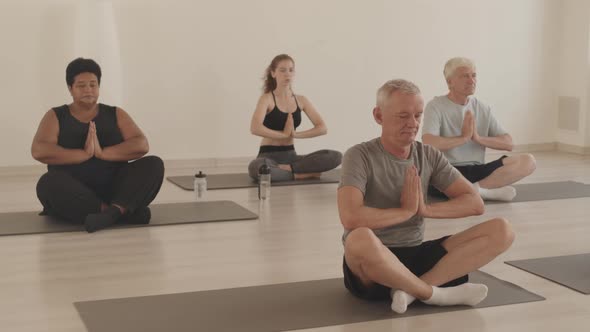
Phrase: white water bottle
[
  {"left": 258, "top": 165, "right": 271, "bottom": 200},
  {"left": 194, "top": 171, "right": 207, "bottom": 200}
]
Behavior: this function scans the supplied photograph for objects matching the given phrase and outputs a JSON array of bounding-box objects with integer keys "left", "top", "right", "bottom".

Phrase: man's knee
[
  {"left": 488, "top": 217, "right": 515, "bottom": 254},
  {"left": 345, "top": 227, "right": 381, "bottom": 256},
  {"left": 521, "top": 153, "right": 536, "bottom": 176},
  {"left": 344, "top": 228, "right": 386, "bottom": 282}
]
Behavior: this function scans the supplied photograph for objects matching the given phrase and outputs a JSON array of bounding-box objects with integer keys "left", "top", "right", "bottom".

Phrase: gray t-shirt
[
  {"left": 339, "top": 138, "right": 460, "bottom": 247},
  {"left": 422, "top": 96, "right": 507, "bottom": 166}
]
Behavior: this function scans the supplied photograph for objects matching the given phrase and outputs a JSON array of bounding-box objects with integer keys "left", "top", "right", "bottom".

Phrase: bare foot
[
  {"left": 294, "top": 173, "right": 322, "bottom": 180},
  {"left": 278, "top": 164, "right": 292, "bottom": 172}
]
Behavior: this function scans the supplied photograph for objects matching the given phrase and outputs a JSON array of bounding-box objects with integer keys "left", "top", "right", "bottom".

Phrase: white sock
[
  {"left": 475, "top": 183, "right": 516, "bottom": 201},
  {"left": 390, "top": 289, "right": 416, "bottom": 314},
  {"left": 423, "top": 283, "right": 488, "bottom": 307}
]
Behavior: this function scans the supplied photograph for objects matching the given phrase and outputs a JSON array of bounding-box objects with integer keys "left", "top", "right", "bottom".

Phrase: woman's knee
[
  {"left": 36, "top": 171, "right": 67, "bottom": 197},
  {"left": 327, "top": 150, "right": 343, "bottom": 168},
  {"left": 36, "top": 172, "right": 52, "bottom": 199},
  {"left": 137, "top": 155, "right": 165, "bottom": 176},
  {"left": 248, "top": 158, "right": 267, "bottom": 179},
  {"left": 313, "top": 149, "right": 342, "bottom": 170}
]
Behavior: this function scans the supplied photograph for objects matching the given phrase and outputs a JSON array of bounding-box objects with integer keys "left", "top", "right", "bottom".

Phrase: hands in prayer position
[{"left": 400, "top": 165, "right": 429, "bottom": 218}]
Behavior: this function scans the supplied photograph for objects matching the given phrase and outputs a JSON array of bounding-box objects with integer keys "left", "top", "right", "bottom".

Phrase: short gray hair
[
  {"left": 443, "top": 57, "right": 476, "bottom": 80},
  {"left": 376, "top": 79, "right": 421, "bottom": 108}
]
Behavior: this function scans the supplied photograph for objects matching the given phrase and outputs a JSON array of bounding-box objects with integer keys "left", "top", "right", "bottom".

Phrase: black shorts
[
  {"left": 428, "top": 155, "right": 508, "bottom": 197},
  {"left": 455, "top": 155, "right": 508, "bottom": 183},
  {"left": 343, "top": 236, "right": 468, "bottom": 301}
]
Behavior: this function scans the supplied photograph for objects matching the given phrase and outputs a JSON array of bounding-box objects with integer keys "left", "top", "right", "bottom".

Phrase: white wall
[
  {"left": 0, "top": 0, "right": 562, "bottom": 167},
  {"left": 556, "top": 0, "right": 589, "bottom": 147}
]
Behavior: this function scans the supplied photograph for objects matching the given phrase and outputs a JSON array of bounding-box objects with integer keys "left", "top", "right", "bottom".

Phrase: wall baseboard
[
  {"left": 0, "top": 156, "right": 253, "bottom": 177},
  {"left": 163, "top": 156, "right": 252, "bottom": 171},
  {"left": 556, "top": 142, "right": 590, "bottom": 155},
  {"left": 485, "top": 142, "right": 557, "bottom": 157},
  {"left": 1, "top": 142, "right": 587, "bottom": 177},
  {"left": 511, "top": 142, "right": 557, "bottom": 153},
  {"left": 0, "top": 164, "right": 46, "bottom": 177}
]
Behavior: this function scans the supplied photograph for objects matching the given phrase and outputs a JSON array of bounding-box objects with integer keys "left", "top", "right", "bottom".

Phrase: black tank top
[
  {"left": 48, "top": 104, "right": 125, "bottom": 198},
  {"left": 262, "top": 92, "right": 302, "bottom": 131}
]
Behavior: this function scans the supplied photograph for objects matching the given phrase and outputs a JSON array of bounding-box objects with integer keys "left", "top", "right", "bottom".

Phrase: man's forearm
[
  {"left": 423, "top": 134, "right": 469, "bottom": 151},
  {"left": 342, "top": 206, "right": 415, "bottom": 230},
  {"left": 422, "top": 193, "right": 484, "bottom": 218},
  {"left": 475, "top": 135, "right": 513, "bottom": 151}
]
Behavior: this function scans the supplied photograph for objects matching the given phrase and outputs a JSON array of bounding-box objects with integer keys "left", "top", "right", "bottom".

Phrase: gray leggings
[{"left": 248, "top": 148, "right": 342, "bottom": 181}]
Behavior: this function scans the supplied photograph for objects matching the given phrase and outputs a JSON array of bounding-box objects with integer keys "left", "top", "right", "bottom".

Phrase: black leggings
[
  {"left": 36, "top": 156, "right": 164, "bottom": 223},
  {"left": 248, "top": 148, "right": 342, "bottom": 181}
]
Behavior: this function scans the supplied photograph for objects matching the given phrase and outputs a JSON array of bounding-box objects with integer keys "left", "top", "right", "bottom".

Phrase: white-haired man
[
  {"left": 338, "top": 79, "right": 514, "bottom": 313},
  {"left": 422, "top": 57, "right": 536, "bottom": 201}
]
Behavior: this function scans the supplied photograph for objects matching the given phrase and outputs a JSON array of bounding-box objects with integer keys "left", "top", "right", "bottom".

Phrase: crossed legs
[
  {"left": 478, "top": 154, "right": 536, "bottom": 189},
  {"left": 457, "top": 154, "right": 536, "bottom": 201},
  {"left": 343, "top": 217, "right": 514, "bottom": 312},
  {"left": 248, "top": 149, "right": 342, "bottom": 181},
  {"left": 36, "top": 156, "right": 164, "bottom": 232}
]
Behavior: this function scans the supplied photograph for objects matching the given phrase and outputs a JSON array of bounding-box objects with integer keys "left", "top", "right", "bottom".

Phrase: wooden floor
[{"left": 0, "top": 151, "right": 588, "bottom": 331}]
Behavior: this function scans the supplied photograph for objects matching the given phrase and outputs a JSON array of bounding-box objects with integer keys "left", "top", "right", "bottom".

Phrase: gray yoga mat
[
  {"left": 430, "top": 181, "right": 590, "bottom": 204},
  {"left": 74, "top": 271, "right": 543, "bottom": 332},
  {"left": 506, "top": 253, "right": 590, "bottom": 294},
  {"left": 0, "top": 201, "right": 257, "bottom": 236},
  {"left": 167, "top": 168, "right": 341, "bottom": 190}
]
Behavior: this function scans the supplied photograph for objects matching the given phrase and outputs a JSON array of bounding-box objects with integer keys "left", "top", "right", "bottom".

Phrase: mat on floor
[
  {"left": 167, "top": 168, "right": 341, "bottom": 190},
  {"left": 74, "top": 270, "right": 543, "bottom": 332},
  {"left": 506, "top": 253, "right": 590, "bottom": 294},
  {"left": 429, "top": 181, "right": 590, "bottom": 204},
  {"left": 0, "top": 201, "right": 257, "bottom": 236}
]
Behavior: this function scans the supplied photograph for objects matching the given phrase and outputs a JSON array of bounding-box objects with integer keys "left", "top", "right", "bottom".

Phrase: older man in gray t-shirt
[
  {"left": 340, "top": 138, "right": 459, "bottom": 247},
  {"left": 338, "top": 79, "right": 514, "bottom": 314},
  {"left": 422, "top": 57, "right": 536, "bottom": 201}
]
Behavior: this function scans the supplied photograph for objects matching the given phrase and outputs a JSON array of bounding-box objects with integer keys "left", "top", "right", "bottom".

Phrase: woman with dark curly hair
[{"left": 32, "top": 58, "right": 164, "bottom": 233}]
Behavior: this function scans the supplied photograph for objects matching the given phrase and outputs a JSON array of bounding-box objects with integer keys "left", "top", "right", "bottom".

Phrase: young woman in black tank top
[
  {"left": 31, "top": 58, "right": 164, "bottom": 232},
  {"left": 248, "top": 54, "right": 342, "bottom": 181}
]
